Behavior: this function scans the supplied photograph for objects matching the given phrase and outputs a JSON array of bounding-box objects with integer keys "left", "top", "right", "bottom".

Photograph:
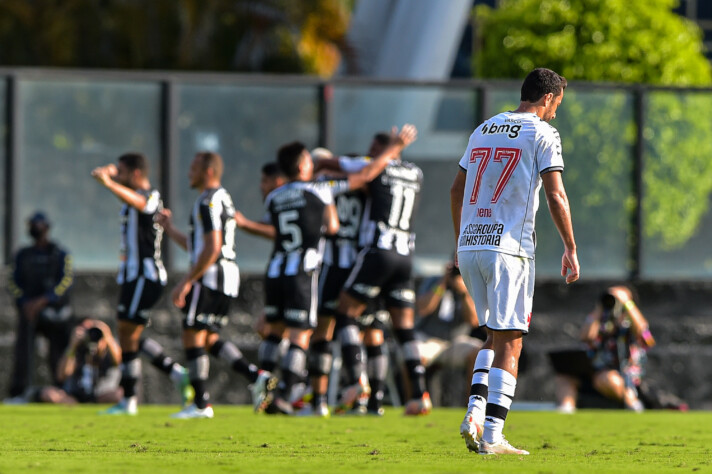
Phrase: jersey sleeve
[
  {"left": 339, "top": 155, "right": 370, "bottom": 173},
  {"left": 311, "top": 183, "right": 335, "bottom": 205},
  {"left": 201, "top": 194, "right": 224, "bottom": 232},
  {"left": 536, "top": 126, "right": 565, "bottom": 174},
  {"left": 317, "top": 178, "right": 350, "bottom": 198},
  {"left": 141, "top": 189, "right": 161, "bottom": 214}
]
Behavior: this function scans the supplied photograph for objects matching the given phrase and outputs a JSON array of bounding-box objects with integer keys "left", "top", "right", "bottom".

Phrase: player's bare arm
[
  {"left": 323, "top": 203, "right": 339, "bottom": 236},
  {"left": 234, "top": 210, "right": 276, "bottom": 240},
  {"left": 449, "top": 169, "right": 466, "bottom": 267},
  {"left": 171, "top": 230, "right": 221, "bottom": 308},
  {"left": 155, "top": 208, "right": 188, "bottom": 250},
  {"left": 91, "top": 164, "right": 148, "bottom": 211},
  {"left": 346, "top": 124, "right": 418, "bottom": 190},
  {"left": 542, "top": 170, "right": 579, "bottom": 284}
]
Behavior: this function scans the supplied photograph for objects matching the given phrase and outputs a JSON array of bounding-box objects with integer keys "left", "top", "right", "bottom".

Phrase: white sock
[
  {"left": 468, "top": 349, "right": 494, "bottom": 415},
  {"left": 169, "top": 364, "right": 184, "bottom": 383},
  {"left": 482, "top": 368, "right": 517, "bottom": 444}
]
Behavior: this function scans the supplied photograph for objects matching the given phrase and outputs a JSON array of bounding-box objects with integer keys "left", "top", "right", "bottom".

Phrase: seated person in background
[
  {"left": 552, "top": 285, "right": 656, "bottom": 413},
  {"left": 37, "top": 319, "right": 123, "bottom": 405},
  {"left": 414, "top": 259, "right": 483, "bottom": 405}
]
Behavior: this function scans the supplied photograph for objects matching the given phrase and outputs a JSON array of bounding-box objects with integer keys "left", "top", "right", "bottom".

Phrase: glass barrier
[
  {"left": 176, "top": 83, "right": 320, "bottom": 273},
  {"left": 641, "top": 91, "right": 712, "bottom": 279},
  {"left": 489, "top": 87, "right": 634, "bottom": 279},
  {"left": 17, "top": 80, "right": 162, "bottom": 269}
]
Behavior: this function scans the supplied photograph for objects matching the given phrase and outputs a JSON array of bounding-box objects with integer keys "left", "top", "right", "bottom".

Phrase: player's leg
[
  {"left": 364, "top": 323, "right": 387, "bottom": 416},
  {"left": 382, "top": 253, "right": 430, "bottom": 415},
  {"left": 336, "top": 249, "right": 389, "bottom": 408},
  {"left": 457, "top": 249, "right": 492, "bottom": 450},
  {"left": 265, "top": 272, "right": 317, "bottom": 415},
  {"left": 171, "top": 283, "right": 217, "bottom": 419},
  {"left": 130, "top": 279, "right": 192, "bottom": 405},
  {"left": 307, "top": 315, "right": 335, "bottom": 416},
  {"left": 478, "top": 252, "right": 532, "bottom": 455}
]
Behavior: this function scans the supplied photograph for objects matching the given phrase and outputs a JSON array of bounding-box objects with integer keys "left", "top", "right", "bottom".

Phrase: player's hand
[
  {"left": 171, "top": 278, "right": 192, "bottom": 308},
  {"left": 397, "top": 124, "right": 418, "bottom": 148},
  {"left": 561, "top": 248, "right": 580, "bottom": 284},
  {"left": 155, "top": 208, "right": 173, "bottom": 229},
  {"left": 91, "top": 164, "right": 117, "bottom": 186}
]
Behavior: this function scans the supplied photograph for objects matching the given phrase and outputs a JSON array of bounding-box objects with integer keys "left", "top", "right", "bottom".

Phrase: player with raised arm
[
  {"left": 334, "top": 131, "right": 429, "bottom": 416},
  {"left": 259, "top": 125, "right": 417, "bottom": 415},
  {"left": 451, "top": 68, "right": 579, "bottom": 455},
  {"left": 157, "top": 152, "right": 273, "bottom": 419},
  {"left": 91, "top": 153, "right": 192, "bottom": 415}
]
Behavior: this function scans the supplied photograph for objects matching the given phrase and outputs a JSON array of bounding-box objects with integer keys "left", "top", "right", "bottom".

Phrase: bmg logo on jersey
[{"left": 480, "top": 122, "right": 521, "bottom": 139}]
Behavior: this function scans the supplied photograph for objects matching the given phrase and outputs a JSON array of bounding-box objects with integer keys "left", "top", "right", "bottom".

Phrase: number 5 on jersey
[{"left": 469, "top": 147, "right": 522, "bottom": 205}]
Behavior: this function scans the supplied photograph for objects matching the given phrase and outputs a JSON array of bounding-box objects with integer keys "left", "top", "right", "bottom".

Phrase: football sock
[
  {"left": 468, "top": 349, "right": 494, "bottom": 414},
  {"left": 120, "top": 351, "right": 141, "bottom": 399},
  {"left": 186, "top": 347, "right": 210, "bottom": 409},
  {"left": 394, "top": 328, "right": 426, "bottom": 399},
  {"left": 366, "top": 344, "right": 388, "bottom": 411},
  {"left": 209, "top": 338, "right": 259, "bottom": 383},
  {"left": 139, "top": 337, "right": 181, "bottom": 378},
  {"left": 308, "top": 340, "right": 333, "bottom": 398},
  {"left": 258, "top": 334, "right": 283, "bottom": 372},
  {"left": 336, "top": 313, "right": 365, "bottom": 385},
  {"left": 483, "top": 368, "right": 517, "bottom": 444},
  {"left": 279, "top": 344, "right": 307, "bottom": 401}
]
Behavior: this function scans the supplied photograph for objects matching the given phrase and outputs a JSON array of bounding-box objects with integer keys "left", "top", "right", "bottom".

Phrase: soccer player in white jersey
[{"left": 450, "top": 68, "right": 580, "bottom": 455}]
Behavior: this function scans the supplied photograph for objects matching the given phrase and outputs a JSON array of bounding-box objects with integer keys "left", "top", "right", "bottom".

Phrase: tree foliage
[
  {"left": 474, "top": 0, "right": 711, "bottom": 86},
  {"left": 473, "top": 0, "right": 712, "bottom": 256},
  {"left": 0, "top": 0, "right": 350, "bottom": 76}
]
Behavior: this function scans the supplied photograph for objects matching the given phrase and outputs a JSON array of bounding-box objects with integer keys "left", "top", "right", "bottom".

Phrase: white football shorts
[{"left": 457, "top": 249, "right": 534, "bottom": 333}]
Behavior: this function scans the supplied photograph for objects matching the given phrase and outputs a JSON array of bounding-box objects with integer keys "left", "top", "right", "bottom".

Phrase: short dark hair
[
  {"left": 372, "top": 132, "right": 391, "bottom": 147},
  {"left": 261, "top": 162, "right": 283, "bottom": 178},
  {"left": 277, "top": 141, "right": 307, "bottom": 179},
  {"left": 195, "top": 151, "right": 224, "bottom": 179},
  {"left": 118, "top": 153, "right": 149, "bottom": 176},
  {"left": 520, "top": 68, "right": 567, "bottom": 103}
]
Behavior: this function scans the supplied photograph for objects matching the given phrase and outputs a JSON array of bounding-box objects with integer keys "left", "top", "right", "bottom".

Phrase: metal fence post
[
  {"left": 160, "top": 80, "right": 179, "bottom": 272},
  {"left": 630, "top": 86, "right": 645, "bottom": 280}
]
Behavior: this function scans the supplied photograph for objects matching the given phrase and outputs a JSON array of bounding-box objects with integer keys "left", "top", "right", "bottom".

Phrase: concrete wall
[{"left": 1, "top": 272, "right": 709, "bottom": 409}]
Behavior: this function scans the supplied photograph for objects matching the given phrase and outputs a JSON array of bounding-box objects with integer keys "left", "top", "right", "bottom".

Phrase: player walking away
[
  {"left": 334, "top": 133, "right": 430, "bottom": 416},
  {"left": 451, "top": 68, "right": 579, "bottom": 455},
  {"left": 259, "top": 125, "right": 417, "bottom": 415},
  {"left": 91, "top": 153, "right": 192, "bottom": 416},
  {"left": 157, "top": 152, "right": 274, "bottom": 419}
]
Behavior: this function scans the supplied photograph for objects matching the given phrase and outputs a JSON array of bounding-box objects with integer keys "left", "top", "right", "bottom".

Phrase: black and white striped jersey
[
  {"left": 118, "top": 188, "right": 167, "bottom": 285},
  {"left": 189, "top": 187, "right": 239, "bottom": 297},
  {"left": 323, "top": 156, "right": 369, "bottom": 269},
  {"left": 264, "top": 180, "right": 348, "bottom": 278},
  {"left": 359, "top": 160, "right": 423, "bottom": 256}
]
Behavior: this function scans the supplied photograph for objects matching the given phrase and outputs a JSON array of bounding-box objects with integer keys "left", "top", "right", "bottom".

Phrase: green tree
[{"left": 473, "top": 0, "right": 712, "bottom": 273}]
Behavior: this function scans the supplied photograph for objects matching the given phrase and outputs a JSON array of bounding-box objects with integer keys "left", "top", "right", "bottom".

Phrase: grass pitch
[{"left": 0, "top": 405, "right": 710, "bottom": 473}]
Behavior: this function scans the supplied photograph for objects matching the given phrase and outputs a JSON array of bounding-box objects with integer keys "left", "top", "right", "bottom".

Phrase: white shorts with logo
[{"left": 457, "top": 249, "right": 534, "bottom": 333}]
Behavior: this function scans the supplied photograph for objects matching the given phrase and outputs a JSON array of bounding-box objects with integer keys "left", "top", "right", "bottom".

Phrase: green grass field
[{"left": 0, "top": 405, "right": 710, "bottom": 473}]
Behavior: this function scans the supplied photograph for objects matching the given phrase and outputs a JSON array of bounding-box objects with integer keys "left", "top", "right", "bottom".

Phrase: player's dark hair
[
  {"left": 118, "top": 153, "right": 149, "bottom": 176},
  {"left": 372, "top": 132, "right": 391, "bottom": 147},
  {"left": 277, "top": 141, "right": 307, "bottom": 179},
  {"left": 261, "top": 162, "right": 283, "bottom": 178},
  {"left": 195, "top": 151, "right": 224, "bottom": 179},
  {"left": 520, "top": 68, "right": 567, "bottom": 103}
]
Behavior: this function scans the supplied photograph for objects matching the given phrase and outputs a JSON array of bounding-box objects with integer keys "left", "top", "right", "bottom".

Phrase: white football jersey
[{"left": 457, "top": 111, "right": 564, "bottom": 259}]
